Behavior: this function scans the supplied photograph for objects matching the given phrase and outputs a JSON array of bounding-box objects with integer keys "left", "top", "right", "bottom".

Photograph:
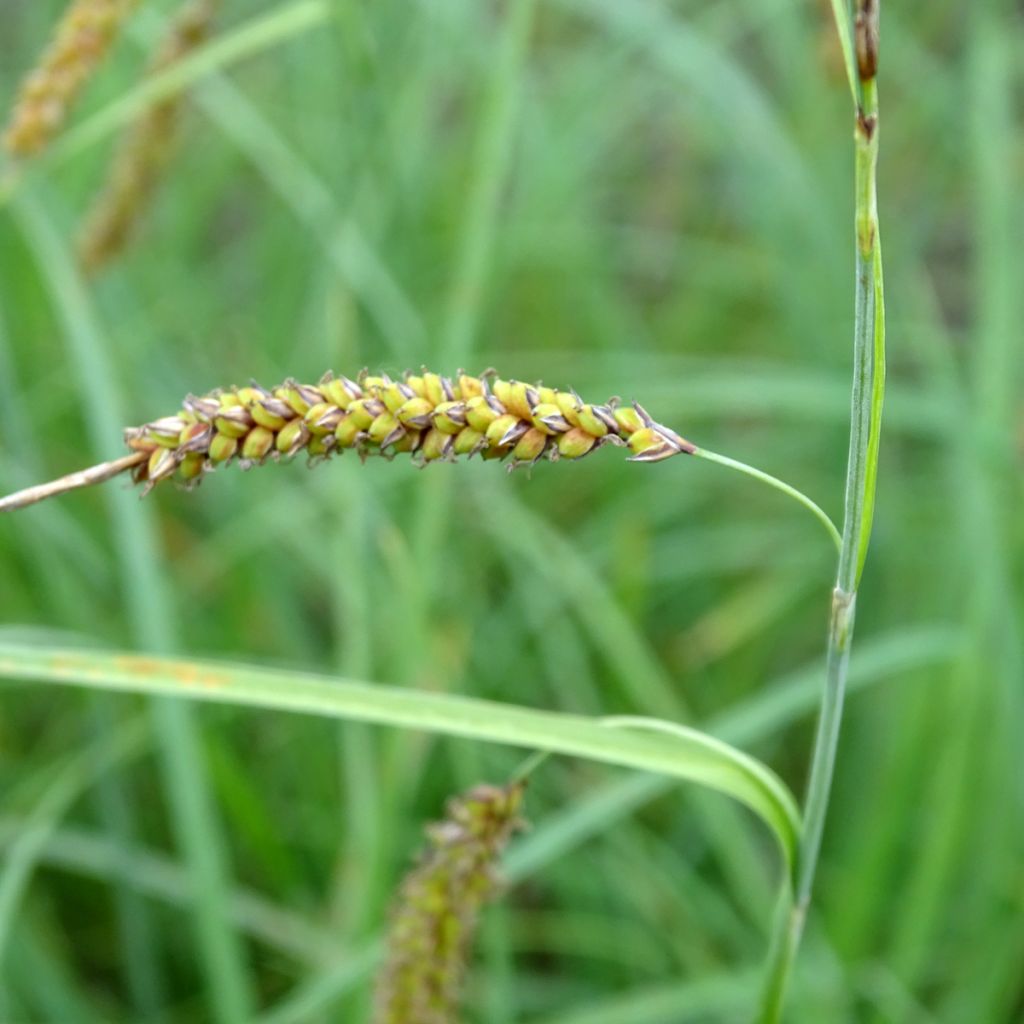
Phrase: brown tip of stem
[{"left": 855, "top": 0, "right": 879, "bottom": 81}]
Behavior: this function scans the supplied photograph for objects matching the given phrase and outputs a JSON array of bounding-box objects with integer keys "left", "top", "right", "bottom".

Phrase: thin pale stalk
[
  {"left": 0, "top": 453, "right": 145, "bottom": 514},
  {"left": 692, "top": 447, "right": 841, "bottom": 553},
  {"left": 757, "top": 3, "right": 884, "bottom": 1018}
]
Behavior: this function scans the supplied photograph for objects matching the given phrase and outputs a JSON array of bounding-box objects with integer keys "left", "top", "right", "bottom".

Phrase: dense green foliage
[{"left": 1, "top": 1, "right": 1021, "bottom": 1021}]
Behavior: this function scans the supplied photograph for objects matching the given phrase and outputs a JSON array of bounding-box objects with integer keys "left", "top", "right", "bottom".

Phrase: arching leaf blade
[{"left": 0, "top": 643, "right": 800, "bottom": 869}]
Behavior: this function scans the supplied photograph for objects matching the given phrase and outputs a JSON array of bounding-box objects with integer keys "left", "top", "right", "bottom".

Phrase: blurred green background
[{"left": 1, "top": 0, "right": 1022, "bottom": 1021}]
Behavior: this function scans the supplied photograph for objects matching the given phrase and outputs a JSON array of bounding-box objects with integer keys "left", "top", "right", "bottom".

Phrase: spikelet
[
  {"left": 123, "top": 369, "right": 696, "bottom": 492},
  {"left": 3, "top": 0, "right": 139, "bottom": 157},
  {"left": 373, "top": 783, "right": 526, "bottom": 1024},
  {"left": 77, "top": 0, "right": 219, "bottom": 272}
]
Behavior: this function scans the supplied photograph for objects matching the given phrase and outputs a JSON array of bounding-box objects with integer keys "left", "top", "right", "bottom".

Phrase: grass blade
[{"left": 0, "top": 642, "right": 801, "bottom": 869}]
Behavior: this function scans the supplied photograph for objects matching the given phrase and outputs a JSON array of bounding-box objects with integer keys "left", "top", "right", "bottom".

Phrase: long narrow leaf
[{"left": 0, "top": 644, "right": 800, "bottom": 869}]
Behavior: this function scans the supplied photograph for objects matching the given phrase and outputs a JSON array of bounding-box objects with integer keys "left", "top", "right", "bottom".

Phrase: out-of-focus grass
[{"left": 0, "top": 0, "right": 1021, "bottom": 1021}]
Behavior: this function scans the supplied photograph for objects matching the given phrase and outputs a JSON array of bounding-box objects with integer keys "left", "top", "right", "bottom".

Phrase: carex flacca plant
[{"left": 0, "top": 1, "right": 886, "bottom": 1022}]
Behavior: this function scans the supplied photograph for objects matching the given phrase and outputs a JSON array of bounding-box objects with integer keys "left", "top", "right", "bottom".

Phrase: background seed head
[
  {"left": 372, "top": 782, "right": 526, "bottom": 1024},
  {"left": 76, "top": 0, "right": 220, "bottom": 273},
  {"left": 4, "top": 0, "right": 139, "bottom": 157}
]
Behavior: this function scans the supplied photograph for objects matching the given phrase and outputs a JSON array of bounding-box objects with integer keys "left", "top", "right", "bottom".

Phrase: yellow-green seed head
[
  {"left": 235, "top": 386, "right": 264, "bottom": 407},
  {"left": 277, "top": 382, "right": 320, "bottom": 416},
  {"left": 184, "top": 394, "right": 220, "bottom": 422},
  {"left": 179, "top": 421, "right": 212, "bottom": 453},
  {"left": 390, "top": 431, "right": 421, "bottom": 455},
  {"left": 124, "top": 368, "right": 691, "bottom": 492}
]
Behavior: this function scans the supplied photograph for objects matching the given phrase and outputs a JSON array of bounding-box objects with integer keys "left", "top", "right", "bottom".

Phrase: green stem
[
  {"left": 757, "top": 5, "right": 884, "bottom": 1019},
  {"left": 692, "top": 448, "right": 842, "bottom": 554}
]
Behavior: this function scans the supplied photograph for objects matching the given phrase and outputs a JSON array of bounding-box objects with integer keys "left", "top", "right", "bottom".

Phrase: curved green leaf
[{"left": 0, "top": 643, "right": 800, "bottom": 869}]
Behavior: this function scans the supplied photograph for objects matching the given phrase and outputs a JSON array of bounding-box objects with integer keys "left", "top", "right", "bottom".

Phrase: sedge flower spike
[
  {"left": 78, "top": 0, "right": 220, "bottom": 272},
  {"left": 3, "top": 0, "right": 140, "bottom": 157},
  {"left": 372, "top": 782, "right": 526, "bottom": 1024},
  {"left": 123, "top": 369, "right": 696, "bottom": 491}
]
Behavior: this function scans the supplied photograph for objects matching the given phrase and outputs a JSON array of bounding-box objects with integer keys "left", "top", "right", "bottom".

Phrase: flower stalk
[
  {"left": 757, "top": 1, "right": 885, "bottom": 1018},
  {"left": 692, "top": 447, "right": 842, "bottom": 553}
]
